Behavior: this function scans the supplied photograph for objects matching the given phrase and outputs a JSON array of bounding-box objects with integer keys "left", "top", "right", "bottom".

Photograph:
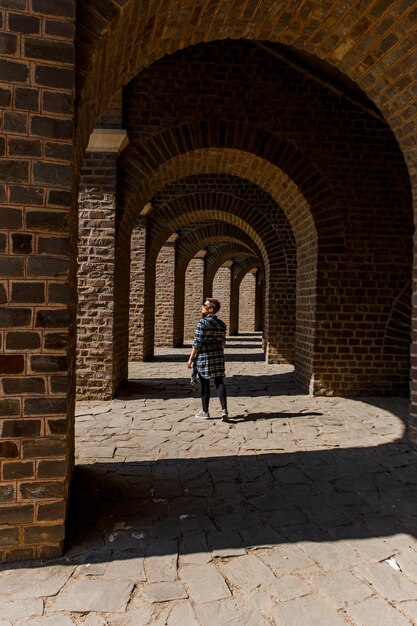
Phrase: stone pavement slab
[{"left": 2, "top": 336, "right": 417, "bottom": 625}]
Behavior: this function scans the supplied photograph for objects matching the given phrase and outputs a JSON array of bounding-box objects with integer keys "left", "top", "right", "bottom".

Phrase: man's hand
[{"left": 187, "top": 357, "right": 193, "bottom": 369}]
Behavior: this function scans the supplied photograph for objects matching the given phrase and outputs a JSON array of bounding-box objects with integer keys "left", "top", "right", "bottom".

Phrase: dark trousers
[{"left": 199, "top": 373, "right": 227, "bottom": 413}]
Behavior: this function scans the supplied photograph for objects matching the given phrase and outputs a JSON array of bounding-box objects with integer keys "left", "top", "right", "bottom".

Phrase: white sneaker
[
  {"left": 221, "top": 410, "right": 229, "bottom": 422},
  {"left": 195, "top": 410, "right": 210, "bottom": 419}
]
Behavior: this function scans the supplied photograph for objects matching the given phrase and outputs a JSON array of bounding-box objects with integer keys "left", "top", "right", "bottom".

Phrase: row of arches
[{"left": 1, "top": 0, "right": 416, "bottom": 561}]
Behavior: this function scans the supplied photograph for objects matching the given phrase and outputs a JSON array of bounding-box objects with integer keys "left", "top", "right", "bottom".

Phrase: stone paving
[{"left": 1, "top": 333, "right": 417, "bottom": 625}]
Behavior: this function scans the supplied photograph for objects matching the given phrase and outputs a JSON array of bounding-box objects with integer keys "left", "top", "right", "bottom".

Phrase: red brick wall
[{"left": 0, "top": 0, "right": 75, "bottom": 562}]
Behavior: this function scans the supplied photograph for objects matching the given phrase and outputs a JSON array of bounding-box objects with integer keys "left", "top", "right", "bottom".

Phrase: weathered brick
[
  {"left": 0, "top": 31, "right": 17, "bottom": 55},
  {"left": 47, "top": 417, "right": 67, "bottom": 435},
  {"left": 14, "top": 86, "right": 39, "bottom": 111},
  {"left": 0, "top": 307, "right": 31, "bottom": 327},
  {"left": 38, "top": 236, "right": 69, "bottom": 255},
  {"left": 45, "top": 18, "right": 75, "bottom": 40},
  {"left": 24, "top": 523, "right": 65, "bottom": 544},
  {"left": 12, "top": 234, "right": 33, "bottom": 254},
  {"left": 38, "top": 459, "right": 66, "bottom": 478},
  {"left": 0, "top": 483, "right": 14, "bottom": 502},
  {"left": 0, "top": 441, "right": 19, "bottom": 459},
  {"left": 23, "top": 438, "right": 66, "bottom": 458},
  {"left": 26, "top": 209, "right": 68, "bottom": 232},
  {"left": 24, "top": 397, "right": 66, "bottom": 415},
  {"left": 43, "top": 91, "right": 72, "bottom": 114},
  {"left": 35, "top": 64, "right": 73, "bottom": 89},
  {"left": 2, "top": 376, "right": 45, "bottom": 394},
  {"left": 44, "top": 332, "right": 68, "bottom": 350},
  {"left": 0, "top": 504, "right": 34, "bottom": 525},
  {"left": 9, "top": 137, "right": 41, "bottom": 156},
  {"left": 3, "top": 461, "right": 34, "bottom": 480},
  {"left": 35, "top": 309, "right": 69, "bottom": 328},
  {"left": 20, "top": 481, "right": 65, "bottom": 499},
  {"left": 31, "top": 115, "right": 72, "bottom": 139},
  {"left": 8, "top": 12, "right": 40, "bottom": 34},
  {"left": 27, "top": 257, "right": 69, "bottom": 277},
  {"left": 0, "top": 0, "right": 28, "bottom": 8},
  {"left": 0, "top": 208, "right": 22, "bottom": 229},
  {"left": 0, "top": 282, "right": 7, "bottom": 303},
  {"left": 4, "top": 111, "right": 27, "bottom": 134},
  {"left": 9, "top": 185, "right": 43, "bottom": 205},
  {"left": 0, "top": 256, "right": 24, "bottom": 277},
  {"left": 50, "top": 375, "right": 67, "bottom": 393},
  {"left": 5, "top": 332, "right": 41, "bottom": 350},
  {"left": 0, "top": 233, "right": 6, "bottom": 253},
  {"left": 0, "top": 528, "right": 19, "bottom": 547},
  {"left": 0, "top": 399, "right": 20, "bottom": 416},
  {"left": 5, "top": 548, "right": 34, "bottom": 562},
  {"left": 45, "top": 141, "right": 72, "bottom": 161},
  {"left": 33, "top": 161, "right": 72, "bottom": 186},
  {"left": 0, "top": 59, "right": 28, "bottom": 82},
  {"left": 37, "top": 500, "right": 65, "bottom": 521},
  {"left": 48, "top": 283, "right": 70, "bottom": 304},
  {"left": 0, "top": 355, "right": 24, "bottom": 374},
  {"left": 47, "top": 189, "right": 71, "bottom": 207},
  {"left": 0, "top": 159, "right": 29, "bottom": 183},
  {"left": 30, "top": 355, "right": 67, "bottom": 372},
  {"left": 2, "top": 419, "right": 41, "bottom": 437},
  {"left": 0, "top": 86, "right": 11, "bottom": 106},
  {"left": 11, "top": 282, "right": 44, "bottom": 303},
  {"left": 32, "top": 0, "right": 74, "bottom": 16}
]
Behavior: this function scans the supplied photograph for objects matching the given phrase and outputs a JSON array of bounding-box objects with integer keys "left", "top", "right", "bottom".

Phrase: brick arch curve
[
  {"left": 76, "top": 0, "right": 417, "bottom": 181},
  {"left": 204, "top": 245, "right": 260, "bottom": 296}
]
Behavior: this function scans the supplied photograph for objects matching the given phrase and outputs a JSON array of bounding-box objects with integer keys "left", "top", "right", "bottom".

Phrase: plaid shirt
[{"left": 192, "top": 315, "right": 226, "bottom": 380}]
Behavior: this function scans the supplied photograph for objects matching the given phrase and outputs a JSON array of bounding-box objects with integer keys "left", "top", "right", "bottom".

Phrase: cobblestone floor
[{"left": 1, "top": 333, "right": 417, "bottom": 625}]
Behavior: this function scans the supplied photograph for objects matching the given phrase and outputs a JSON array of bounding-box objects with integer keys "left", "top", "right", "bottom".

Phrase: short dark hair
[{"left": 205, "top": 297, "right": 221, "bottom": 313}]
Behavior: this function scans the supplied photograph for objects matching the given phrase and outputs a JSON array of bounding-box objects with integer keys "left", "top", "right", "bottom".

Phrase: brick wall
[
  {"left": 77, "top": 152, "right": 117, "bottom": 400},
  {"left": 129, "top": 217, "right": 146, "bottom": 360},
  {"left": 239, "top": 272, "right": 256, "bottom": 332},
  {"left": 213, "top": 265, "right": 231, "bottom": 331},
  {"left": 184, "top": 256, "right": 205, "bottom": 341},
  {"left": 154, "top": 241, "right": 175, "bottom": 347},
  {"left": 0, "top": 0, "right": 75, "bottom": 562}
]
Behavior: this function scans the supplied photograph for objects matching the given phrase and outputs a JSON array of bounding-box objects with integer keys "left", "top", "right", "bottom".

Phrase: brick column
[
  {"left": 254, "top": 272, "right": 264, "bottom": 332},
  {"left": 213, "top": 263, "right": 232, "bottom": 331},
  {"left": 0, "top": 1, "right": 75, "bottom": 562},
  {"left": 155, "top": 236, "right": 176, "bottom": 347},
  {"left": 76, "top": 152, "right": 117, "bottom": 400},
  {"left": 239, "top": 271, "right": 256, "bottom": 332},
  {"left": 129, "top": 216, "right": 146, "bottom": 360},
  {"left": 184, "top": 253, "right": 205, "bottom": 341},
  {"left": 229, "top": 264, "right": 239, "bottom": 336}
]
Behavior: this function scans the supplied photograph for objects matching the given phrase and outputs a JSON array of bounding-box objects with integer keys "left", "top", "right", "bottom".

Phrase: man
[{"left": 187, "top": 298, "right": 228, "bottom": 421}]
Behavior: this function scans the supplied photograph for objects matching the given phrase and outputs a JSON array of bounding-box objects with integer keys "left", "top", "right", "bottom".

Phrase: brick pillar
[
  {"left": 129, "top": 216, "right": 146, "bottom": 360},
  {"left": 254, "top": 272, "right": 264, "bottom": 332},
  {"left": 184, "top": 253, "right": 205, "bottom": 340},
  {"left": 213, "top": 264, "right": 232, "bottom": 331},
  {"left": 76, "top": 152, "right": 117, "bottom": 400},
  {"left": 229, "top": 264, "right": 239, "bottom": 336},
  {"left": 155, "top": 237, "right": 176, "bottom": 347},
  {"left": 239, "top": 272, "right": 256, "bottom": 332},
  {"left": 0, "top": 1, "right": 75, "bottom": 562}
]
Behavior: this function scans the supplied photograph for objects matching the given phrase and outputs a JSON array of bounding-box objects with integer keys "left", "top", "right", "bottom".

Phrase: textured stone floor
[{"left": 1, "top": 333, "right": 417, "bottom": 625}]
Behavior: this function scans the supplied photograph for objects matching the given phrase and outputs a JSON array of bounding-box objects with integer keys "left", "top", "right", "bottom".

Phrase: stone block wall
[
  {"left": 154, "top": 241, "right": 175, "bottom": 347},
  {"left": 77, "top": 152, "right": 117, "bottom": 400},
  {"left": 239, "top": 272, "right": 256, "bottom": 332},
  {"left": 184, "top": 256, "right": 205, "bottom": 341},
  {"left": 0, "top": 0, "right": 75, "bottom": 562},
  {"left": 129, "top": 217, "right": 146, "bottom": 360}
]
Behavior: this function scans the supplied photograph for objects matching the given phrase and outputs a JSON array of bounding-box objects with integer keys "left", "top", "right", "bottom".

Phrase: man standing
[{"left": 187, "top": 298, "right": 228, "bottom": 421}]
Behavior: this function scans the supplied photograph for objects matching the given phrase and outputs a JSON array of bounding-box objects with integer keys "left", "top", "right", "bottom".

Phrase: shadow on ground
[{"left": 65, "top": 441, "right": 417, "bottom": 560}]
